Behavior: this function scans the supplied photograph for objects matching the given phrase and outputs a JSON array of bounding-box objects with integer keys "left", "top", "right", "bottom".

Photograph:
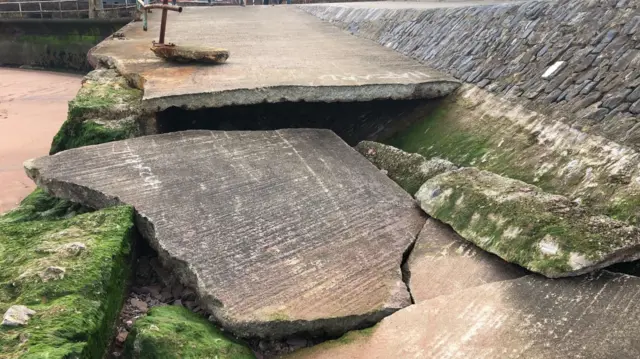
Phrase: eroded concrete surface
[
  {"left": 289, "top": 271, "right": 640, "bottom": 359},
  {"left": 89, "top": 6, "right": 458, "bottom": 111},
  {"left": 24, "top": 129, "right": 426, "bottom": 338}
]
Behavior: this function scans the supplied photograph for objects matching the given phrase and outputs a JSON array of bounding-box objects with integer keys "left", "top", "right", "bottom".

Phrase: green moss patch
[
  {"left": 0, "top": 204, "right": 135, "bottom": 358},
  {"left": 387, "top": 91, "right": 640, "bottom": 224},
  {"left": 50, "top": 69, "right": 143, "bottom": 155},
  {"left": 416, "top": 168, "right": 640, "bottom": 278},
  {"left": 124, "top": 306, "right": 255, "bottom": 359},
  {"left": 50, "top": 119, "right": 138, "bottom": 155},
  {"left": 0, "top": 189, "right": 89, "bottom": 224}
]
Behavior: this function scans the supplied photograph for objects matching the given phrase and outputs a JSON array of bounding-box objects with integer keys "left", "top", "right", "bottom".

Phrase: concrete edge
[{"left": 142, "top": 81, "right": 461, "bottom": 111}]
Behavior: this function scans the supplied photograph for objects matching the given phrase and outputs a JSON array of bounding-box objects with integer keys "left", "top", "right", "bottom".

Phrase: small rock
[
  {"left": 181, "top": 288, "right": 196, "bottom": 301},
  {"left": 173, "top": 299, "right": 183, "bottom": 306},
  {"left": 286, "top": 337, "right": 308, "bottom": 349},
  {"left": 171, "top": 283, "right": 184, "bottom": 300},
  {"left": 61, "top": 242, "right": 86, "bottom": 256},
  {"left": 184, "top": 301, "right": 196, "bottom": 310},
  {"left": 39, "top": 266, "right": 65, "bottom": 282},
  {"left": 2, "top": 305, "right": 36, "bottom": 326},
  {"left": 125, "top": 320, "right": 134, "bottom": 329},
  {"left": 160, "top": 290, "right": 173, "bottom": 302},
  {"left": 116, "top": 330, "right": 128, "bottom": 344},
  {"left": 130, "top": 298, "right": 148, "bottom": 312}
]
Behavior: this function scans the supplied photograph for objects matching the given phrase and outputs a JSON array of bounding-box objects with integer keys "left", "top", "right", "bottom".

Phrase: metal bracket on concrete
[{"left": 137, "top": 0, "right": 181, "bottom": 34}]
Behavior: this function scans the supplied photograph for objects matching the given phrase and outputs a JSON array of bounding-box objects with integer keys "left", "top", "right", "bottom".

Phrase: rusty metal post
[{"left": 158, "top": 0, "right": 168, "bottom": 44}]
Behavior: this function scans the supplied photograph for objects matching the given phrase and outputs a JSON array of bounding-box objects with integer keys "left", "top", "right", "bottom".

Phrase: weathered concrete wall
[
  {"left": 0, "top": 19, "right": 128, "bottom": 72},
  {"left": 302, "top": 0, "right": 640, "bottom": 148}
]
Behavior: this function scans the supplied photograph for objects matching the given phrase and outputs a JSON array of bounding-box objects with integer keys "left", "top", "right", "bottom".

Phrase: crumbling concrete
[
  {"left": 89, "top": 6, "right": 459, "bottom": 111},
  {"left": 24, "top": 129, "right": 426, "bottom": 339}
]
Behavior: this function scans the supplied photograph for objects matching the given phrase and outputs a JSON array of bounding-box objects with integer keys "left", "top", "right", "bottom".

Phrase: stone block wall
[{"left": 302, "top": 0, "right": 640, "bottom": 148}]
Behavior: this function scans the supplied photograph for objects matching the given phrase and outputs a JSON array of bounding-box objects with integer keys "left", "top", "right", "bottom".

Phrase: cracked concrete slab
[
  {"left": 406, "top": 218, "right": 528, "bottom": 302},
  {"left": 89, "top": 6, "right": 459, "bottom": 111},
  {"left": 24, "top": 129, "right": 426, "bottom": 338},
  {"left": 287, "top": 271, "right": 640, "bottom": 359}
]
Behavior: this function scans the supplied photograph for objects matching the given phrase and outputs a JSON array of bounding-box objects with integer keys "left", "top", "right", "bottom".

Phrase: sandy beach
[{"left": 0, "top": 68, "right": 82, "bottom": 213}]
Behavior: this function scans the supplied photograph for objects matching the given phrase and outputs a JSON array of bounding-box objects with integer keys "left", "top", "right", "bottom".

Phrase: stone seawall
[
  {"left": 302, "top": 0, "right": 640, "bottom": 148},
  {"left": 0, "top": 19, "right": 129, "bottom": 72}
]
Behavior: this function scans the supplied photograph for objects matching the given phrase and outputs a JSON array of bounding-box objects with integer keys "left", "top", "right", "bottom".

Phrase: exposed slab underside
[
  {"left": 89, "top": 6, "right": 459, "bottom": 111},
  {"left": 24, "top": 129, "right": 426, "bottom": 338},
  {"left": 288, "top": 271, "right": 640, "bottom": 359}
]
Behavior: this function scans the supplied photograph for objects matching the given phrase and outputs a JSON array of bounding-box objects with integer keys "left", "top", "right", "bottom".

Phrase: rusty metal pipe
[
  {"left": 158, "top": 0, "right": 168, "bottom": 44},
  {"left": 143, "top": 4, "right": 181, "bottom": 12}
]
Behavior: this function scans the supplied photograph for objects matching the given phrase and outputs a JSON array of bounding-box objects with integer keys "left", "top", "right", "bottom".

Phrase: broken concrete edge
[
  {"left": 0, "top": 202, "right": 135, "bottom": 358},
  {"left": 141, "top": 82, "right": 461, "bottom": 112},
  {"left": 387, "top": 84, "right": 640, "bottom": 226},
  {"left": 416, "top": 167, "right": 640, "bottom": 278},
  {"left": 404, "top": 218, "right": 530, "bottom": 302},
  {"left": 88, "top": 45, "right": 460, "bottom": 111},
  {"left": 23, "top": 135, "right": 423, "bottom": 340}
]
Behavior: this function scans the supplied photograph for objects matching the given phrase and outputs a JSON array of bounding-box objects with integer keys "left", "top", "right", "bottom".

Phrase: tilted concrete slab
[
  {"left": 89, "top": 6, "right": 459, "bottom": 111},
  {"left": 24, "top": 129, "right": 426, "bottom": 338},
  {"left": 407, "top": 218, "right": 528, "bottom": 302},
  {"left": 287, "top": 271, "right": 640, "bottom": 359}
]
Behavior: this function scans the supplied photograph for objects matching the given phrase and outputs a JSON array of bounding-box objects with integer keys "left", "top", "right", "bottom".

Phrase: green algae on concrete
[
  {"left": 416, "top": 167, "right": 640, "bottom": 278},
  {"left": 0, "top": 189, "right": 89, "bottom": 224},
  {"left": 0, "top": 204, "right": 135, "bottom": 358},
  {"left": 355, "top": 141, "right": 457, "bottom": 195},
  {"left": 124, "top": 306, "right": 255, "bottom": 359},
  {"left": 387, "top": 84, "right": 640, "bottom": 225},
  {"left": 50, "top": 69, "right": 143, "bottom": 155}
]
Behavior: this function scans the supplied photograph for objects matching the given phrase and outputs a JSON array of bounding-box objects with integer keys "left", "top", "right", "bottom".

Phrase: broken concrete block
[
  {"left": 415, "top": 168, "right": 640, "bottom": 278},
  {"left": 25, "top": 129, "right": 425, "bottom": 338},
  {"left": 287, "top": 271, "right": 640, "bottom": 359},
  {"left": 355, "top": 141, "right": 457, "bottom": 195},
  {"left": 406, "top": 218, "right": 527, "bottom": 302},
  {"left": 2, "top": 305, "right": 36, "bottom": 327},
  {"left": 150, "top": 44, "right": 229, "bottom": 64}
]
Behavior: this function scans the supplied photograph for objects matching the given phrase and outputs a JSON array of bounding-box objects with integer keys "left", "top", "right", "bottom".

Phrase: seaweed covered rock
[
  {"left": 0, "top": 189, "right": 89, "bottom": 224},
  {"left": 50, "top": 69, "right": 144, "bottom": 155},
  {"left": 355, "top": 141, "right": 456, "bottom": 195},
  {"left": 416, "top": 168, "right": 640, "bottom": 278},
  {"left": 0, "top": 203, "right": 135, "bottom": 358},
  {"left": 124, "top": 306, "right": 254, "bottom": 359}
]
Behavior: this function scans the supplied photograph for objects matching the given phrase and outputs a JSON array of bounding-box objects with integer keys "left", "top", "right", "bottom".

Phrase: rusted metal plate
[{"left": 151, "top": 44, "right": 229, "bottom": 64}]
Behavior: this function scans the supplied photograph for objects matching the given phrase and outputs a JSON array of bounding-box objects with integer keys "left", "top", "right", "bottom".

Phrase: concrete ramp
[
  {"left": 89, "top": 6, "right": 459, "bottom": 111},
  {"left": 24, "top": 129, "right": 426, "bottom": 338}
]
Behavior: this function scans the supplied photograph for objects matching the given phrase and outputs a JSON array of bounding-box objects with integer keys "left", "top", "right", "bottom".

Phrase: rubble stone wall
[{"left": 302, "top": 0, "right": 640, "bottom": 148}]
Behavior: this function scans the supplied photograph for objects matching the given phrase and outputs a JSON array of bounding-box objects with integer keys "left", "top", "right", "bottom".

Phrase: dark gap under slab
[{"left": 155, "top": 98, "right": 444, "bottom": 146}]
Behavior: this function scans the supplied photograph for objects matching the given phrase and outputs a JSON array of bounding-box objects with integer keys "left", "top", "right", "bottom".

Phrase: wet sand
[{"left": 0, "top": 68, "right": 82, "bottom": 213}]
